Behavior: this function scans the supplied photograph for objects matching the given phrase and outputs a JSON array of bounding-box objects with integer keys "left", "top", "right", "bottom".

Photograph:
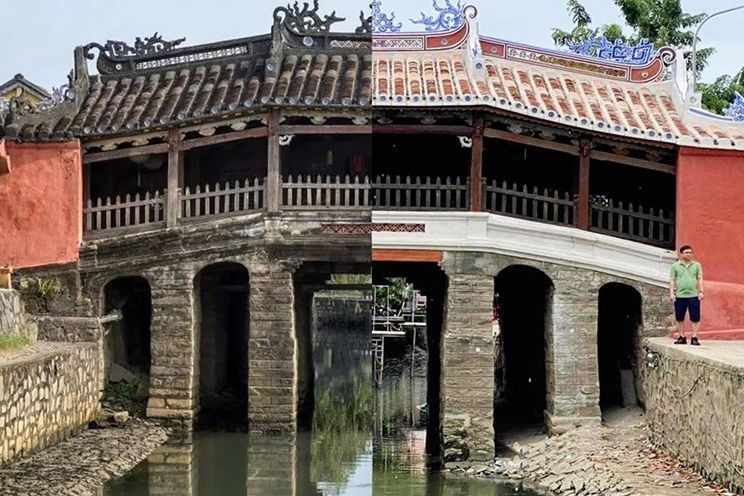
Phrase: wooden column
[
  {"left": 267, "top": 110, "right": 281, "bottom": 213},
  {"left": 575, "top": 139, "right": 591, "bottom": 230},
  {"left": 469, "top": 116, "right": 484, "bottom": 212},
  {"left": 166, "top": 129, "right": 184, "bottom": 228}
]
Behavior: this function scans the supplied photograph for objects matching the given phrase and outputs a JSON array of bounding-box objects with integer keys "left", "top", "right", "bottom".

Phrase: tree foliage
[{"left": 698, "top": 68, "right": 744, "bottom": 115}]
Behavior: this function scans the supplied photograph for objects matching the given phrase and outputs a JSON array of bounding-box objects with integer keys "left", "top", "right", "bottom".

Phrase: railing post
[
  {"left": 575, "top": 139, "right": 591, "bottom": 230},
  {"left": 469, "top": 115, "right": 484, "bottom": 212},
  {"left": 266, "top": 110, "right": 281, "bottom": 213},
  {"left": 166, "top": 129, "right": 183, "bottom": 228}
]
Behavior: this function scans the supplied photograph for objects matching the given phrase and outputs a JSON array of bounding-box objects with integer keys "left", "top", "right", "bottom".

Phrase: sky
[{"left": 1, "top": 0, "right": 742, "bottom": 91}]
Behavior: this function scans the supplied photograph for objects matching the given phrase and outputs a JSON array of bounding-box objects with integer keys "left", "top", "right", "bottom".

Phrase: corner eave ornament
[
  {"left": 410, "top": 0, "right": 465, "bottom": 32},
  {"left": 724, "top": 92, "right": 744, "bottom": 122},
  {"left": 371, "top": 0, "right": 402, "bottom": 33},
  {"left": 567, "top": 37, "right": 657, "bottom": 66},
  {"left": 84, "top": 33, "right": 186, "bottom": 59},
  {"left": 274, "top": 0, "right": 345, "bottom": 34}
]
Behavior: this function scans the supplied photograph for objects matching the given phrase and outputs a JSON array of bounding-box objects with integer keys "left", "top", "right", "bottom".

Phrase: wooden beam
[
  {"left": 266, "top": 110, "right": 281, "bottom": 213},
  {"left": 278, "top": 125, "right": 372, "bottom": 135},
  {"left": 166, "top": 129, "right": 183, "bottom": 228},
  {"left": 372, "top": 249, "right": 443, "bottom": 263},
  {"left": 576, "top": 139, "right": 591, "bottom": 230},
  {"left": 484, "top": 127, "right": 579, "bottom": 155},
  {"left": 372, "top": 124, "right": 474, "bottom": 136},
  {"left": 179, "top": 127, "right": 269, "bottom": 151},
  {"left": 589, "top": 150, "right": 675, "bottom": 174},
  {"left": 470, "top": 115, "right": 484, "bottom": 212},
  {"left": 84, "top": 143, "right": 169, "bottom": 164}
]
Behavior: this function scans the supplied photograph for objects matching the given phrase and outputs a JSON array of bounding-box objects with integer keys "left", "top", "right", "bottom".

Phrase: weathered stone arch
[
  {"left": 101, "top": 275, "right": 153, "bottom": 407},
  {"left": 597, "top": 282, "right": 643, "bottom": 413},
  {"left": 493, "top": 264, "right": 554, "bottom": 428},
  {"left": 194, "top": 262, "right": 250, "bottom": 426}
]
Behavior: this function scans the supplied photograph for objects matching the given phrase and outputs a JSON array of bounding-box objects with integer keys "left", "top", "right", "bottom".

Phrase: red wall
[
  {"left": 0, "top": 140, "right": 82, "bottom": 269},
  {"left": 677, "top": 146, "right": 744, "bottom": 337}
]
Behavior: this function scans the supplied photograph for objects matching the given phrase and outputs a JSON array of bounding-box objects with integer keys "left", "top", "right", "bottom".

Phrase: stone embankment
[
  {"left": 0, "top": 419, "right": 168, "bottom": 495},
  {"left": 451, "top": 409, "right": 739, "bottom": 496},
  {"left": 0, "top": 342, "right": 99, "bottom": 465}
]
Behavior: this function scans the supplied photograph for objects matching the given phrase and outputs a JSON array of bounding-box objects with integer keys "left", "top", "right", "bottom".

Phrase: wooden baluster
[
  {"left": 521, "top": 184, "right": 528, "bottom": 217},
  {"left": 542, "top": 188, "right": 548, "bottom": 220},
  {"left": 95, "top": 198, "right": 103, "bottom": 231},
  {"left": 203, "top": 185, "right": 210, "bottom": 216},
  {"left": 123, "top": 194, "right": 131, "bottom": 226},
  {"left": 85, "top": 199, "right": 92, "bottom": 232},
  {"left": 564, "top": 192, "right": 571, "bottom": 224},
  {"left": 414, "top": 176, "right": 421, "bottom": 208},
  {"left": 444, "top": 177, "right": 452, "bottom": 209},
  {"left": 104, "top": 196, "right": 111, "bottom": 230},
  {"left": 184, "top": 187, "right": 191, "bottom": 218}
]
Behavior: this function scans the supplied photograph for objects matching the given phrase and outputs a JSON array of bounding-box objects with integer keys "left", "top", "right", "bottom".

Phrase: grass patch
[{"left": 0, "top": 332, "right": 30, "bottom": 352}]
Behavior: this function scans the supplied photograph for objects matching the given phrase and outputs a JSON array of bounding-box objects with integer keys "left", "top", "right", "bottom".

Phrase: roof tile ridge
[
  {"left": 633, "top": 85, "right": 667, "bottom": 140},
  {"left": 573, "top": 75, "right": 606, "bottom": 127},
  {"left": 526, "top": 71, "right": 559, "bottom": 120},
  {"left": 147, "top": 70, "right": 178, "bottom": 125},
  {"left": 586, "top": 80, "right": 618, "bottom": 132},
  {"left": 555, "top": 73, "right": 581, "bottom": 125},
  {"left": 96, "top": 77, "right": 133, "bottom": 131}
]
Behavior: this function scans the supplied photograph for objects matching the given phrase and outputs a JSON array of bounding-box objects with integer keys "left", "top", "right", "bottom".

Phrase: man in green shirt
[{"left": 669, "top": 245, "right": 704, "bottom": 345}]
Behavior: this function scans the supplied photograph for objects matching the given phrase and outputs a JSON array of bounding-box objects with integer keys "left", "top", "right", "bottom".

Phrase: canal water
[{"left": 103, "top": 323, "right": 538, "bottom": 495}]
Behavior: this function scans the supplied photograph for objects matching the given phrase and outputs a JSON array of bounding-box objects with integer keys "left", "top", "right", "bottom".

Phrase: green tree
[
  {"left": 698, "top": 68, "right": 744, "bottom": 115},
  {"left": 552, "top": 0, "right": 713, "bottom": 75}
]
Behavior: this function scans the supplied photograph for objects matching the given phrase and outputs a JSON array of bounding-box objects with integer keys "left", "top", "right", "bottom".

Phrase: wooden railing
[
  {"left": 181, "top": 178, "right": 264, "bottom": 220},
  {"left": 282, "top": 175, "right": 370, "bottom": 210},
  {"left": 84, "top": 191, "right": 166, "bottom": 233},
  {"left": 484, "top": 180, "right": 575, "bottom": 226},
  {"left": 372, "top": 175, "right": 469, "bottom": 210},
  {"left": 590, "top": 199, "right": 674, "bottom": 248},
  {"left": 81, "top": 176, "right": 674, "bottom": 249}
]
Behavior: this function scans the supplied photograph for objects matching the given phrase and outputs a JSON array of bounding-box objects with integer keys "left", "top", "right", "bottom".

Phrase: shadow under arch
[
  {"left": 194, "top": 261, "right": 250, "bottom": 428},
  {"left": 102, "top": 276, "right": 153, "bottom": 409},
  {"left": 597, "top": 282, "right": 642, "bottom": 414},
  {"left": 493, "top": 265, "right": 554, "bottom": 434}
]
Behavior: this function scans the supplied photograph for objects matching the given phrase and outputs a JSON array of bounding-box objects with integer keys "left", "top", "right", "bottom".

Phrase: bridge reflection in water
[{"left": 104, "top": 325, "right": 537, "bottom": 496}]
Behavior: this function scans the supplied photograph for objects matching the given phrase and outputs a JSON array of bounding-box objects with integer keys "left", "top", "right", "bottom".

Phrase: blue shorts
[{"left": 674, "top": 297, "right": 700, "bottom": 323}]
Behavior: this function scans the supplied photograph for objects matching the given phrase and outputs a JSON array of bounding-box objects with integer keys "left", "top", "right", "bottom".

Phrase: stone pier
[
  {"left": 146, "top": 266, "right": 199, "bottom": 423},
  {"left": 441, "top": 272, "right": 495, "bottom": 462},
  {"left": 248, "top": 261, "right": 297, "bottom": 432}
]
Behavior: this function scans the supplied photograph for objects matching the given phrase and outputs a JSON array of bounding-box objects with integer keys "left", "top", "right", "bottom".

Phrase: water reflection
[{"left": 104, "top": 323, "right": 538, "bottom": 495}]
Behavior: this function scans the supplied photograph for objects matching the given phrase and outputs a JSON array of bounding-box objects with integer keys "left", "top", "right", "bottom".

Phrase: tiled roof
[
  {"left": 1, "top": 6, "right": 372, "bottom": 142},
  {"left": 372, "top": 12, "right": 744, "bottom": 150}
]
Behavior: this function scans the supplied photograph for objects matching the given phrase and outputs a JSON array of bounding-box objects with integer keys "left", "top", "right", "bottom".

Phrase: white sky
[{"left": 1, "top": 0, "right": 742, "bottom": 90}]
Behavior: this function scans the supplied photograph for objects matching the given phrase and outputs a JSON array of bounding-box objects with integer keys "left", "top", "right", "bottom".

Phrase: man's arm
[
  {"left": 669, "top": 276, "right": 676, "bottom": 302},
  {"left": 698, "top": 268, "right": 704, "bottom": 300}
]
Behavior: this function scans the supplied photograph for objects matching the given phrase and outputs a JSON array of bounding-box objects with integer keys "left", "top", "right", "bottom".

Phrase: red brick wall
[
  {"left": 677, "top": 147, "right": 744, "bottom": 336},
  {"left": 0, "top": 140, "right": 82, "bottom": 269}
]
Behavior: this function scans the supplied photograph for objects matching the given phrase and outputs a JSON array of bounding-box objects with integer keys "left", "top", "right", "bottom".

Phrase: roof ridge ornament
[
  {"left": 273, "top": 0, "right": 345, "bottom": 34},
  {"left": 566, "top": 37, "right": 657, "bottom": 66},
  {"left": 410, "top": 0, "right": 465, "bottom": 32},
  {"left": 371, "top": 0, "right": 402, "bottom": 33},
  {"left": 84, "top": 33, "right": 186, "bottom": 60},
  {"left": 356, "top": 10, "right": 373, "bottom": 34},
  {"left": 723, "top": 92, "right": 744, "bottom": 122}
]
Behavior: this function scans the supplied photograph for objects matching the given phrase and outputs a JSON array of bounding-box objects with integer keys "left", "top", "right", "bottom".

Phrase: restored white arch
[{"left": 371, "top": 211, "right": 675, "bottom": 288}]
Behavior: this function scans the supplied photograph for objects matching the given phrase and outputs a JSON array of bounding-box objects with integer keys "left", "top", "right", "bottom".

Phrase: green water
[{"left": 103, "top": 328, "right": 538, "bottom": 496}]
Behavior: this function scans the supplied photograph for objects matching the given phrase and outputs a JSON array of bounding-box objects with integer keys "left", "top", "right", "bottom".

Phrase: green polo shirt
[{"left": 670, "top": 261, "right": 702, "bottom": 298}]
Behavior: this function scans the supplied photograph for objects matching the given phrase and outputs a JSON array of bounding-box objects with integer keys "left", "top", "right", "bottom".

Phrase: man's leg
[
  {"left": 690, "top": 297, "right": 701, "bottom": 344},
  {"left": 674, "top": 298, "right": 687, "bottom": 344}
]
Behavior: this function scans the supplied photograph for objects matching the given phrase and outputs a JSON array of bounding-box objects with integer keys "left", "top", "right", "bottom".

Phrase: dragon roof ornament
[
  {"left": 410, "top": 0, "right": 465, "bottom": 32},
  {"left": 567, "top": 37, "right": 658, "bottom": 66},
  {"left": 273, "top": 0, "right": 345, "bottom": 34},
  {"left": 83, "top": 33, "right": 186, "bottom": 60}
]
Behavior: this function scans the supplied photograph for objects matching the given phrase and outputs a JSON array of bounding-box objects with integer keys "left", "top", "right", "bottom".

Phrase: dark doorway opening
[
  {"left": 597, "top": 283, "right": 642, "bottom": 413},
  {"left": 372, "top": 262, "right": 447, "bottom": 467},
  {"left": 493, "top": 266, "right": 552, "bottom": 432},
  {"left": 196, "top": 263, "right": 249, "bottom": 428},
  {"left": 103, "top": 276, "right": 152, "bottom": 414}
]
